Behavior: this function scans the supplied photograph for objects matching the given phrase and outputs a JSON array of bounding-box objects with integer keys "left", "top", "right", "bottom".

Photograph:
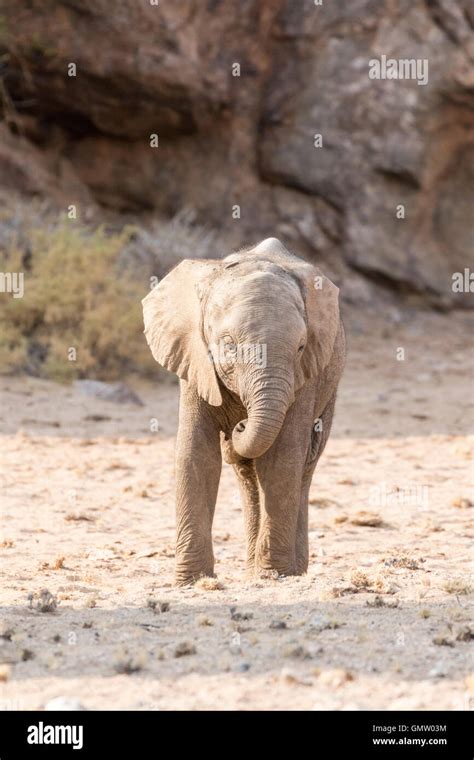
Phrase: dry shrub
[
  {"left": 123, "top": 208, "right": 221, "bottom": 280},
  {"left": 195, "top": 576, "right": 224, "bottom": 591},
  {"left": 350, "top": 570, "right": 370, "bottom": 588},
  {"left": 0, "top": 213, "right": 152, "bottom": 379},
  {"left": 0, "top": 200, "right": 225, "bottom": 381},
  {"left": 443, "top": 578, "right": 472, "bottom": 596},
  {"left": 113, "top": 645, "right": 147, "bottom": 674}
]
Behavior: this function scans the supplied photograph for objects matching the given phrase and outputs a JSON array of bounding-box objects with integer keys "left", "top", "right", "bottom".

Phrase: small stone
[
  {"left": 230, "top": 607, "right": 253, "bottom": 621},
  {"left": 350, "top": 512, "right": 383, "bottom": 527},
  {"left": 27, "top": 589, "right": 58, "bottom": 613},
  {"left": 0, "top": 623, "right": 14, "bottom": 640},
  {"left": 174, "top": 641, "right": 196, "bottom": 658},
  {"left": 282, "top": 644, "right": 311, "bottom": 660},
  {"left": 309, "top": 614, "right": 341, "bottom": 630},
  {"left": 433, "top": 634, "right": 454, "bottom": 647},
  {"left": 456, "top": 625, "right": 473, "bottom": 642},
  {"left": 382, "top": 555, "right": 422, "bottom": 570},
  {"left": 147, "top": 598, "right": 170, "bottom": 613},
  {"left": 429, "top": 663, "right": 447, "bottom": 678},
  {"left": 366, "top": 596, "right": 398, "bottom": 608},
  {"left": 269, "top": 620, "right": 287, "bottom": 630}
]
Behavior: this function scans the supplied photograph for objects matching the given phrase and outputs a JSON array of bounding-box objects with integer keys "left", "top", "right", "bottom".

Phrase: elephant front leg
[
  {"left": 254, "top": 487, "right": 300, "bottom": 576},
  {"left": 254, "top": 397, "right": 313, "bottom": 576},
  {"left": 232, "top": 459, "right": 260, "bottom": 575},
  {"left": 174, "top": 385, "right": 222, "bottom": 586}
]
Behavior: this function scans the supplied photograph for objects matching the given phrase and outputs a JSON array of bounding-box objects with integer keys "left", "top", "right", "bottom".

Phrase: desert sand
[{"left": 0, "top": 310, "right": 473, "bottom": 710}]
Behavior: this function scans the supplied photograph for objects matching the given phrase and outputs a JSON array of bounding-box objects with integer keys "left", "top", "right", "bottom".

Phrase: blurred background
[{"left": 0, "top": 0, "right": 472, "bottom": 381}]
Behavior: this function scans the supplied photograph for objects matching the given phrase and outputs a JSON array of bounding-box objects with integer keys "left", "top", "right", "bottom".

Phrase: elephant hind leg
[{"left": 232, "top": 459, "right": 260, "bottom": 575}]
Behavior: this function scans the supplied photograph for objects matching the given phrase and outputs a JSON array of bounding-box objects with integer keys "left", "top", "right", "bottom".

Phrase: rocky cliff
[{"left": 1, "top": 0, "right": 473, "bottom": 307}]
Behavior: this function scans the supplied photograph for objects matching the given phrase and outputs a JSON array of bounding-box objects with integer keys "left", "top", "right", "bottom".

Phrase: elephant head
[{"left": 142, "top": 238, "right": 340, "bottom": 459}]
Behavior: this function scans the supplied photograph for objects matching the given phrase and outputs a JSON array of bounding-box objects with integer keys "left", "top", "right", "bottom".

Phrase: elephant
[{"left": 142, "top": 237, "right": 346, "bottom": 585}]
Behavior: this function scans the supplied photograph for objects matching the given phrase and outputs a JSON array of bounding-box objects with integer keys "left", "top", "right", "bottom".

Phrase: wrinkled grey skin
[{"left": 142, "top": 238, "right": 345, "bottom": 585}]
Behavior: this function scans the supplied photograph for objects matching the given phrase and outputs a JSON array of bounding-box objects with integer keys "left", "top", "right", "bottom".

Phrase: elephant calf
[{"left": 142, "top": 238, "right": 345, "bottom": 585}]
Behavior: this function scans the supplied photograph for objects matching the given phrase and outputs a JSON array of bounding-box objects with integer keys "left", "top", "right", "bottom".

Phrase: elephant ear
[
  {"left": 300, "top": 267, "right": 341, "bottom": 379},
  {"left": 142, "top": 259, "right": 223, "bottom": 406}
]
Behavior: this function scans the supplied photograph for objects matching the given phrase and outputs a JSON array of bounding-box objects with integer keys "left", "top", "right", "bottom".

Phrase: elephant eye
[
  {"left": 221, "top": 337, "right": 238, "bottom": 363},
  {"left": 298, "top": 344, "right": 305, "bottom": 353}
]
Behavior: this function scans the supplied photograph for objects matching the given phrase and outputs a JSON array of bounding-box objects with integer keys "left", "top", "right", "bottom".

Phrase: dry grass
[
  {"left": 0, "top": 213, "right": 147, "bottom": 380},
  {"left": 113, "top": 646, "right": 147, "bottom": 674},
  {"left": 0, "top": 199, "right": 225, "bottom": 381},
  {"left": 443, "top": 578, "right": 473, "bottom": 596},
  {"left": 195, "top": 576, "right": 224, "bottom": 591}
]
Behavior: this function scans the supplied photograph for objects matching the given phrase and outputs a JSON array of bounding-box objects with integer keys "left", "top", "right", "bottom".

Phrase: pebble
[
  {"left": 269, "top": 620, "right": 287, "bottom": 630},
  {"left": 429, "top": 663, "right": 447, "bottom": 678}
]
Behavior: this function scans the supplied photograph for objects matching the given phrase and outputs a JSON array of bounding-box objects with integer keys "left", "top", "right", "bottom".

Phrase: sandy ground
[{"left": 0, "top": 309, "right": 473, "bottom": 711}]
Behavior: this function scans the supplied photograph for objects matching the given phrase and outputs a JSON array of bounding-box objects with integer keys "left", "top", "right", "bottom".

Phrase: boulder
[{"left": 0, "top": 0, "right": 472, "bottom": 305}]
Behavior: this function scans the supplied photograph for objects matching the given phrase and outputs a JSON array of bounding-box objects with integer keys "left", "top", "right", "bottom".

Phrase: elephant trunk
[{"left": 232, "top": 375, "right": 293, "bottom": 460}]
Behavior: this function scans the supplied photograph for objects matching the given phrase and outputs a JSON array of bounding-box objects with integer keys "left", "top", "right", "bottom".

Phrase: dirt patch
[{"left": 0, "top": 311, "right": 473, "bottom": 709}]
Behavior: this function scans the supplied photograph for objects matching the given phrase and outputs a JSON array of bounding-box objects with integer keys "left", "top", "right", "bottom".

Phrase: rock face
[{"left": 1, "top": 0, "right": 473, "bottom": 305}]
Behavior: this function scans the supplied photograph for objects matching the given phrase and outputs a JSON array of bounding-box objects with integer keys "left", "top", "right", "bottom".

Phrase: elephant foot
[
  {"left": 295, "top": 559, "right": 309, "bottom": 575},
  {"left": 255, "top": 535, "right": 297, "bottom": 577},
  {"left": 254, "top": 556, "right": 297, "bottom": 578},
  {"left": 174, "top": 565, "right": 216, "bottom": 587}
]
